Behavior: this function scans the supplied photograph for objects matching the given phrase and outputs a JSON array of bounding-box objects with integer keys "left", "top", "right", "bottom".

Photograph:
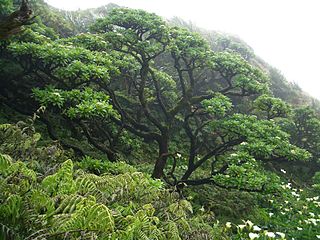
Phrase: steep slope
[
  {"left": 28, "top": 0, "right": 319, "bottom": 108},
  {"left": 169, "top": 17, "right": 319, "bottom": 107}
]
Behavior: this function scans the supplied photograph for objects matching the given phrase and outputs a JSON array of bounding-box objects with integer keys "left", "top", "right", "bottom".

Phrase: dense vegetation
[{"left": 1, "top": 1, "right": 320, "bottom": 239}]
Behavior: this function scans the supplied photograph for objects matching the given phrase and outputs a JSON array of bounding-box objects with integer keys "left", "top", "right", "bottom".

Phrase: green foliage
[
  {"left": 33, "top": 87, "right": 119, "bottom": 119},
  {"left": 169, "top": 27, "right": 212, "bottom": 64},
  {"left": 77, "top": 156, "right": 136, "bottom": 175},
  {"left": 2, "top": 4, "right": 320, "bottom": 240},
  {"left": 42, "top": 159, "right": 76, "bottom": 195},
  {"left": 0, "top": 120, "right": 66, "bottom": 171},
  {"left": 211, "top": 152, "right": 280, "bottom": 192},
  {"left": 0, "top": 0, "right": 13, "bottom": 16},
  {"left": 312, "top": 172, "right": 320, "bottom": 192},
  {"left": 4, "top": 5, "right": 312, "bottom": 194},
  {"left": 242, "top": 181, "right": 320, "bottom": 240},
  {"left": 281, "top": 106, "right": 320, "bottom": 162},
  {"left": 215, "top": 35, "right": 254, "bottom": 60},
  {"left": 92, "top": 8, "right": 170, "bottom": 60},
  {"left": 0, "top": 122, "right": 225, "bottom": 239},
  {"left": 254, "top": 94, "right": 291, "bottom": 119},
  {"left": 212, "top": 114, "right": 310, "bottom": 161},
  {"left": 212, "top": 52, "right": 269, "bottom": 94},
  {"left": 202, "top": 93, "right": 232, "bottom": 117},
  {"left": 58, "top": 33, "right": 111, "bottom": 51},
  {"left": 29, "top": 0, "right": 75, "bottom": 37}
]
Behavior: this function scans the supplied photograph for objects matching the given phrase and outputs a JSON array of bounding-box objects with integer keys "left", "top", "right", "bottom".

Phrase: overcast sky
[{"left": 45, "top": 0, "right": 320, "bottom": 99}]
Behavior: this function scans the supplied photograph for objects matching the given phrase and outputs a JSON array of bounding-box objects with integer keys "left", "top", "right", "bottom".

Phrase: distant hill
[{"left": 25, "top": 0, "right": 320, "bottom": 109}]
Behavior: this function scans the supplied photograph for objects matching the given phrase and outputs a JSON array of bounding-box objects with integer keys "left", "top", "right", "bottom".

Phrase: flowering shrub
[{"left": 219, "top": 174, "right": 320, "bottom": 239}]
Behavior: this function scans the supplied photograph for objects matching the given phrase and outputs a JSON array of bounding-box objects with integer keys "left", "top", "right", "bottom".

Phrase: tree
[
  {"left": 282, "top": 107, "right": 320, "bottom": 166},
  {"left": 4, "top": 8, "right": 310, "bottom": 191}
]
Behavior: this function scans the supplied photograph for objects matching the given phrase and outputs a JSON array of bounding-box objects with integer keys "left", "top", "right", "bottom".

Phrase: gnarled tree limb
[{"left": 0, "top": 0, "right": 35, "bottom": 40}]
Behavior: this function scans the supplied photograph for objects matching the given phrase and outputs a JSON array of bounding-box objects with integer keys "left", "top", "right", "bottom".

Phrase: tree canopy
[{"left": 2, "top": 7, "right": 310, "bottom": 191}]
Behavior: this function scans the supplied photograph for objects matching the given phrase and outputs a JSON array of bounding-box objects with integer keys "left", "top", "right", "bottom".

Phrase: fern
[
  {"left": 0, "top": 120, "right": 223, "bottom": 239},
  {"left": 165, "top": 221, "right": 181, "bottom": 240},
  {"left": 52, "top": 194, "right": 85, "bottom": 215},
  {"left": 168, "top": 199, "right": 193, "bottom": 218},
  {"left": 0, "top": 123, "right": 11, "bottom": 131},
  {"left": 56, "top": 202, "right": 114, "bottom": 233},
  {"left": 0, "top": 153, "right": 12, "bottom": 173},
  {"left": 42, "top": 159, "right": 76, "bottom": 195},
  {"left": 0, "top": 194, "right": 23, "bottom": 220}
]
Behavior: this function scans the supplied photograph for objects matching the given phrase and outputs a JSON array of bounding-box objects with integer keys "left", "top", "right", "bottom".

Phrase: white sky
[{"left": 45, "top": 0, "right": 320, "bottom": 99}]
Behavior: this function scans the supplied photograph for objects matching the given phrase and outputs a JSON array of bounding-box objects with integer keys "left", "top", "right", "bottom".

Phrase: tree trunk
[{"left": 152, "top": 137, "right": 169, "bottom": 178}]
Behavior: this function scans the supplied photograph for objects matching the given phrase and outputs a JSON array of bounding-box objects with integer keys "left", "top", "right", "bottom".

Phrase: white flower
[
  {"left": 269, "top": 212, "right": 274, "bottom": 217},
  {"left": 280, "top": 169, "right": 286, "bottom": 174},
  {"left": 176, "top": 153, "right": 182, "bottom": 158},
  {"left": 249, "top": 232, "right": 259, "bottom": 239},
  {"left": 230, "top": 153, "right": 238, "bottom": 157},
  {"left": 310, "top": 212, "right": 315, "bottom": 217},
  {"left": 292, "top": 191, "right": 300, "bottom": 197},
  {"left": 237, "top": 224, "right": 246, "bottom": 230},
  {"left": 265, "top": 232, "right": 276, "bottom": 238},
  {"left": 308, "top": 218, "right": 317, "bottom": 225},
  {"left": 283, "top": 182, "right": 292, "bottom": 189},
  {"left": 276, "top": 232, "right": 285, "bottom": 239},
  {"left": 245, "top": 220, "right": 254, "bottom": 228},
  {"left": 313, "top": 196, "right": 319, "bottom": 201},
  {"left": 225, "top": 222, "right": 232, "bottom": 228},
  {"left": 240, "top": 142, "right": 248, "bottom": 145},
  {"left": 253, "top": 225, "right": 261, "bottom": 231},
  {"left": 316, "top": 235, "right": 320, "bottom": 239},
  {"left": 297, "top": 227, "right": 303, "bottom": 230}
]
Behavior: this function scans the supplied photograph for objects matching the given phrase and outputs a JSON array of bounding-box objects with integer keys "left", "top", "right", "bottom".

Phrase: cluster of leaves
[
  {"left": 33, "top": 87, "right": 119, "bottom": 119},
  {"left": 254, "top": 95, "right": 291, "bottom": 119},
  {"left": 0, "top": 0, "right": 13, "bottom": 16}
]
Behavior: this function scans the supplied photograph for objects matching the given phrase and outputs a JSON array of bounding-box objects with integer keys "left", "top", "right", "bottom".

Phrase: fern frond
[{"left": 0, "top": 153, "right": 12, "bottom": 173}]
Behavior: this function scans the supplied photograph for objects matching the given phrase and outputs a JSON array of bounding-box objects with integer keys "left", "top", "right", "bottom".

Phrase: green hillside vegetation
[{"left": 1, "top": 1, "right": 320, "bottom": 239}]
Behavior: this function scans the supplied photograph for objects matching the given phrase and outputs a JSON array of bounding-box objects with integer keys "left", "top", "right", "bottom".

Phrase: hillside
[
  {"left": 26, "top": 0, "right": 319, "bottom": 108},
  {"left": 1, "top": 1, "right": 320, "bottom": 240}
]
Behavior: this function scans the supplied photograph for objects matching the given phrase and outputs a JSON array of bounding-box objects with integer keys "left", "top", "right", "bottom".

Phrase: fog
[{"left": 45, "top": 0, "right": 320, "bottom": 99}]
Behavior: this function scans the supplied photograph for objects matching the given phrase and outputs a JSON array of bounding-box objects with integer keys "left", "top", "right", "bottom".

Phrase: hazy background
[{"left": 45, "top": 0, "right": 320, "bottom": 99}]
